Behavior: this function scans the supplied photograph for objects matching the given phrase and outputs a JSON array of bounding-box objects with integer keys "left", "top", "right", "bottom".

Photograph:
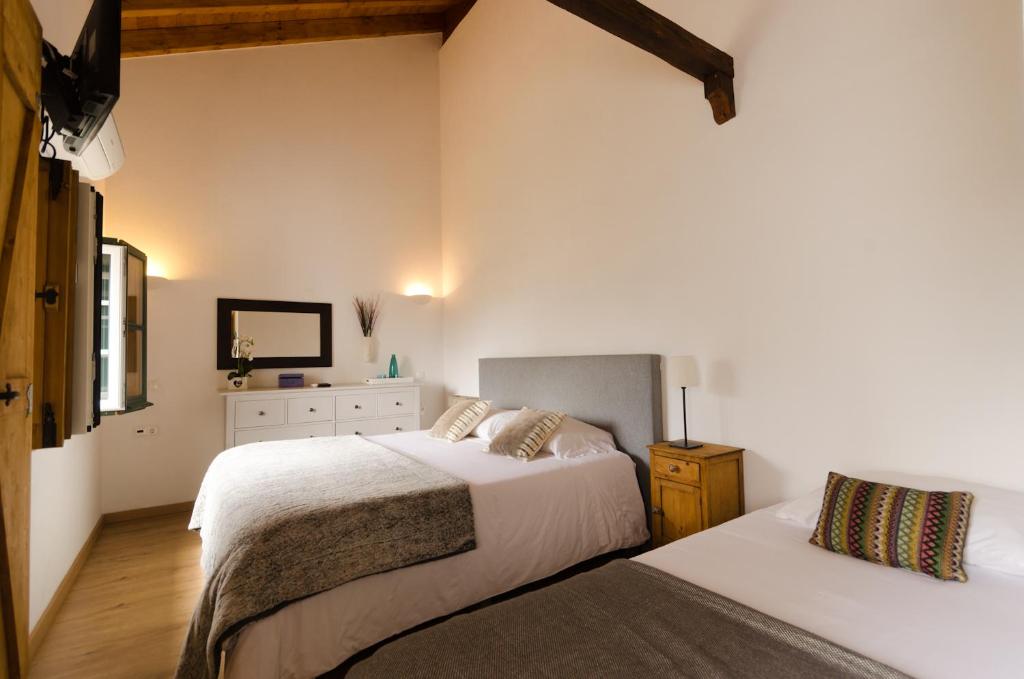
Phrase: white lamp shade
[{"left": 667, "top": 355, "right": 699, "bottom": 388}]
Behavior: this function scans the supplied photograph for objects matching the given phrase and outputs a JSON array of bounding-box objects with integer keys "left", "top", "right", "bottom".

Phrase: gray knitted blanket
[
  {"left": 348, "top": 559, "right": 910, "bottom": 679},
  {"left": 175, "top": 435, "right": 476, "bottom": 679}
]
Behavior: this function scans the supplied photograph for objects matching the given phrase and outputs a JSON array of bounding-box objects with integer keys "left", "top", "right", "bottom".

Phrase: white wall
[
  {"left": 100, "top": 36, "right": 445, "bottom": 512},
  {"left": 439, "top": 0, "right": 1024, "bottom": 509},
  {"left": 28, "top": 0, "right": 105, "bottom": 632}
]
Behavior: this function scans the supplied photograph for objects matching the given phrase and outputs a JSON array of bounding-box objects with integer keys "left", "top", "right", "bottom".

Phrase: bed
[
  {"left": 189, "top": 355, "right": 663, "bottom": 679},
  {"left": 345, "top": 492, "right": 1024, "bottom": 678}
]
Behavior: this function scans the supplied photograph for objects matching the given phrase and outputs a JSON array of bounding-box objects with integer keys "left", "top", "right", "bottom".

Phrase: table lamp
[{"left": 668, "top": 355, "right": 703, "bottom": 449}]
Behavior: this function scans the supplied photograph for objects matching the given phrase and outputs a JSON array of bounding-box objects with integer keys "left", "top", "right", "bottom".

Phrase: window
[{"left": 100, "top": 239, "right": 150, "bottom": 414}]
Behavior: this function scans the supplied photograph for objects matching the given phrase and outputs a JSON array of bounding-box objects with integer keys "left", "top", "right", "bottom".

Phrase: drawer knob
[
  {"left": 668, "top": 464, "right": 681, "bottom": 473},
  {"left": 395, "top": 401, "right": 402, "bottom": 406},
  {"left": 395, "top": 426, "right": 402, "bottom": 431},
  {"left": 354, "top": 404, "right": 361, "bottom": 409},
  {"left": 355, "top": 431, "right": 362, "bottom": 435},
  {"left": 309, "top": 407, "right": 316, "bottom": 413},
  {"left": 258, "top": 411, "right": 266, "bottom": 416}
]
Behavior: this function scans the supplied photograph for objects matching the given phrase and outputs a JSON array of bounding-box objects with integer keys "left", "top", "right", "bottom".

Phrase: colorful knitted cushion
[{"left": 809, "top": 472, "right": 973, "bottom": 582}]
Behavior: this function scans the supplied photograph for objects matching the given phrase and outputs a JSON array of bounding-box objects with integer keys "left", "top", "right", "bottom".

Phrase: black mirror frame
[{"left": 217, "top": 298, "right": 333, "bottom": 370}]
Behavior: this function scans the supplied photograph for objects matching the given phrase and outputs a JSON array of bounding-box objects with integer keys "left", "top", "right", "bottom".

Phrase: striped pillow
[
  {"left": 485, "top": 408, "right": 566, "bottom": 460},
  {"left": 429, "top": 399, "right": 490, "bottom": 442},
  {"left": 809, "top": 472, "right": 974, "bottom": 582}
]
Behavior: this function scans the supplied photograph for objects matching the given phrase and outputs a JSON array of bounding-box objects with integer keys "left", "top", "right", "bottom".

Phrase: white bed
[
  {"left": 634, "top": 506, "right": 1024, "bottom": 679},
  {"left": 222, "top": 430, "right": 649, "bottom": 679}
]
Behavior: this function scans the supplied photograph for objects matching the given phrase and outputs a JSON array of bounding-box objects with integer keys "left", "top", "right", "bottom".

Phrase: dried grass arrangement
[{"left": 352, "top": 295, "right": 381, "bottom": 337}]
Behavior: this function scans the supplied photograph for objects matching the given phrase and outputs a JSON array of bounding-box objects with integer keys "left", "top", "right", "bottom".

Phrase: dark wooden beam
[
  {"left": 545, "top": 0, "right": 736, "bottom": 124},
  {"left": 121, "top": 12, "right": 445, "bottom": 57},
  {"left": 441, "top": 0, "right": 475, "bottom": 44}
]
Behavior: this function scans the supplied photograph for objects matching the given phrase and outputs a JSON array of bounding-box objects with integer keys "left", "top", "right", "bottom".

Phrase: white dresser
[{"left": 221, "top": 384, "right": 421, "bottom": 449}]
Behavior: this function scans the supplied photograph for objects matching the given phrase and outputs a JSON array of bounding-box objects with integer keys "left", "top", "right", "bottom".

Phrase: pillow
[
  {"left": 776, "top": 471, "right": 1024, "bottom": 577},
  {"left": 471, "top": 408, "right": 516, "bottom": 441},
  {"left": 485, "top": 408, "right": 566, "bottom": 460},
  {"left": 541, "top": 417, "right": 617, "bottom": 459},
  {"left": 809, "top": 472, "right": 973, "bottom": 582},
  {"left": 429, "top": 399, "right": 490, "bottom": 442}
]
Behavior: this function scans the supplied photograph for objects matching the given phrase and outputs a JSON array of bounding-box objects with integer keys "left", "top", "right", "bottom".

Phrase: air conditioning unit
[{"left": 51, "top": 114, "right": 125, "bottom": 181}]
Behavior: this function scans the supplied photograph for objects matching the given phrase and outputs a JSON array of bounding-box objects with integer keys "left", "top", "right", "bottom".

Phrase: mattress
[
  {"left": 223, "top": 431, "right": 649, "bottom": 679},
  {"left": 634, "top": 507, "right": 1024, "bottom": 679}
]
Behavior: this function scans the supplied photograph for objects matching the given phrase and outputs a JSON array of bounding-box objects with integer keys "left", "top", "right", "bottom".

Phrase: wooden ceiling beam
[
  {"left": 121, "top": 12, "right": 445, "bottom": 57},
  {"left": 122, "top": 0, "right": 453, "bottom": 16},
  {"left": 441, "top": 0, "right": 474, "bottom": 44},
  {"left": 545, "top": 0, "right": 736, "bottom": 124}
]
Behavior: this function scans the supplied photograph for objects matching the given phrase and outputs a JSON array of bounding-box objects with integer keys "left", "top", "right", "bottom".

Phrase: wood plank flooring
[{"left": 30, "top": 512, "right": 201, "bottom": 679}]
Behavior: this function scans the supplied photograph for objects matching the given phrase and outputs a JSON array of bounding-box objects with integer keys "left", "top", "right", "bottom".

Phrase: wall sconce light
[
  {"left": 146, "top": 258, "right": 169, "bottom": 288},
  {"left": 403, "top": 283, "right": 434, "bottom": 305}
]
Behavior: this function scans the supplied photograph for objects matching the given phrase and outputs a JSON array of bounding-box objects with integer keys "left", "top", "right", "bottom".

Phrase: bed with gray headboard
[{"left": 479, "top": 354, "right": 663, "bottom": 512}]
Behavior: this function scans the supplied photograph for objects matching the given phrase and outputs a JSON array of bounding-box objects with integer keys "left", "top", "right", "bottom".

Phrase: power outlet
[{"left": 134, "top": 425, "right": 159, "bottom": 437}]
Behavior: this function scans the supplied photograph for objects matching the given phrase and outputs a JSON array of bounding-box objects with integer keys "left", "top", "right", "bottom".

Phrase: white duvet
[
  {"left": 635, "top": 507, "right": 1024, "bottom": 679},
  {"left": 222, "top": 431, "right": 649, "bottom": 679}
]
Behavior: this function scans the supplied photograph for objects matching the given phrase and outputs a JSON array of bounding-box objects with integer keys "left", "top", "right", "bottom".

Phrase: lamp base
[{"left": 668, "top": 438, "right": 704, "bottom": 450}]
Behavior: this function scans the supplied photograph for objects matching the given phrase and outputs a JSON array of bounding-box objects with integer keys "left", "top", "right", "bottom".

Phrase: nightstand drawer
[
  {"left": 235, "top": 400, "right": 285, "bottom": 429},
  {"left": 652, "top": 455, "right": 700, "bottom": 485},
  {"left": 287, "top": 396, "right": 334, "bottom": 424}
]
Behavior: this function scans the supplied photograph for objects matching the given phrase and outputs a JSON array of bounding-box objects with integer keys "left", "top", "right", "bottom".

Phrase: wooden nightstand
[{"left": 648, "top": 442, "right": 745, "bottom": 547}]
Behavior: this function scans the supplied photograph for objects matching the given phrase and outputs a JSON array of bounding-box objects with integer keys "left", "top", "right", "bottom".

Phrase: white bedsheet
[
  {"left": 635, "top": 508, "right": 1024, "bottom": 679},
  {"left": 223, "top": 431, "right": 648, "bottom": 679}
]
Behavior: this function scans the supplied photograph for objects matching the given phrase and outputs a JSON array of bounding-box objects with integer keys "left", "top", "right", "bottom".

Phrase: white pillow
[
  {"left": 471, "top": 408, "right": 517, "bottom": 441},
  {"left": 542, "top": 417, "right": 617, "bottom": 459},
  {"left": 774, "top": 471, "right": 1024, "bottom": 578}
]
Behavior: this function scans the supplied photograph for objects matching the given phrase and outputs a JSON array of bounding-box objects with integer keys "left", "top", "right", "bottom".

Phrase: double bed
[{"left": 184, "top": 355, "right": 663, "bottom": 678}]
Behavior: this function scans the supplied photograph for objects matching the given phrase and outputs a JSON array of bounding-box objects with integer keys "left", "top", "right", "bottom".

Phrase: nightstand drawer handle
[
  {"left": 668, "top": 464, "right": 681, "bottom": 473},
  {"left": 258, "top": 411, "right": 266, "bottom": 416},
  {"left": 652, "top": 507, "right": 664, "bottom": 515}
]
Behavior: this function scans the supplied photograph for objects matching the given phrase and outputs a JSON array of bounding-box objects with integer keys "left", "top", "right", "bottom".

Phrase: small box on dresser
[
  {"left": 222, "top": 384, "right": 421, "bottom": 449},
  {"left": 648, "top": 442, "right": 745, "bottom": 547}
]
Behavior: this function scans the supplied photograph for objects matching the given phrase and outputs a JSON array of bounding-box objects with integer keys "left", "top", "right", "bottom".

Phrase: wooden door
[
  {"left": 652, "top": 477, "right": 702, "bottom": 547},
  {"left": 0, "top": 0, "right": 42, "bottom": 676}
]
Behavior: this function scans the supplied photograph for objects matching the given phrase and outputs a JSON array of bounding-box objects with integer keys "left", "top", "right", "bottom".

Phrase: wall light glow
[
  {"left": 404, "top": 282, "right": 434, "bottom": 297},
  {"left": 147, "top": 258, "right": 170, "bottom": 280}
]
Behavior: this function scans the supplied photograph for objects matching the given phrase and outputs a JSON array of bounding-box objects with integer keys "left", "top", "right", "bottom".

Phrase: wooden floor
[{"left": 30, "top": 512, "right": 202, "bottom": 679}]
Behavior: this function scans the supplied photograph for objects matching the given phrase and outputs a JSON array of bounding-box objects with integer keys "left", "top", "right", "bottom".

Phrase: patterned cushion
[
  {"left": 485, "top": 408, "right": 566, "bottom": 460},
  {"left": 809, "top": 472, "right": 974, "bottom": 582},
  {"left": 429, "top": 399, "right": 490, "bottom": 442}
]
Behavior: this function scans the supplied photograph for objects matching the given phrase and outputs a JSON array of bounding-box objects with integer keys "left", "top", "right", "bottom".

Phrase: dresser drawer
[
  {"left": 335, "top": 420, "right": 376, "bottom": 436},
  {"left": 652, "top": 455, "right": 701, "bottom": 486},
  {"left": 376, "top": 415, "right": 419, "bottom": 434},
  {"left": 377, "top": 391, "right": 416, "bottom": 417},
  {"left": 235, "top": 400, "right": 285, "bottom": 429},
  {"left": 335, "top": 394, "right": 377, "bottom": 420},
  {"left": 287, "top": 396, "right": 334, "bottom": 424},
  {"left": 234, "top": 422, "right": 335, "bottom": 446}
]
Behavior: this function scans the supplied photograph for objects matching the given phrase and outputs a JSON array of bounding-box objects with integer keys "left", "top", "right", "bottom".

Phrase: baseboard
[
  {"left": 103, "top": 500, "right": 195, "bottom": 524},
  {"left": 29, "top": 515, "right": 103, "bottom": 660}
]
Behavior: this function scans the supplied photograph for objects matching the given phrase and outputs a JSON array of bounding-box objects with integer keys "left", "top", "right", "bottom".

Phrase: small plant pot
[{"left": 227, "top": 376, "right": 249, "bottom": 391}]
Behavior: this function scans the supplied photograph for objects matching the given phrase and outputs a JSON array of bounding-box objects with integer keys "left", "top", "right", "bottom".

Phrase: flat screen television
[{"left": 41, "top": 0, "right": 121, "bottom": 156}]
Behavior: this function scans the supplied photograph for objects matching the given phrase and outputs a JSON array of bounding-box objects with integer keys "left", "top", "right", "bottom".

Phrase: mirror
[{"left": 217, "top": 299, "right": 332, "bottom": 370}]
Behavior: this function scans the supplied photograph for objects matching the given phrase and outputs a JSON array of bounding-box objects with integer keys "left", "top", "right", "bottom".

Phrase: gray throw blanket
[
  {"left": 175, "top": 435, "right": 476, "bottom": 679},
  {"left": 348, "top": 559, "right": 910, "bottom": 679}
]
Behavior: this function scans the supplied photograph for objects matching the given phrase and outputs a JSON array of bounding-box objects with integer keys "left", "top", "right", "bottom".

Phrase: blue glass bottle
[{"left": 388, "top": 354, "right": 399, "bottom": 378}]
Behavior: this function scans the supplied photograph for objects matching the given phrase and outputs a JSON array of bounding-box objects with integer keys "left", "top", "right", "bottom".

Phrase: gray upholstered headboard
[{"left": 479, "top": 355, "right": 663, "bottom": 513}]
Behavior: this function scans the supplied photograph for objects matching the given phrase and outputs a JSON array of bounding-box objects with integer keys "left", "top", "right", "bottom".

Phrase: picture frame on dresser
[{"left": 222, "top": 384, "right": 421, "bottom": 449}]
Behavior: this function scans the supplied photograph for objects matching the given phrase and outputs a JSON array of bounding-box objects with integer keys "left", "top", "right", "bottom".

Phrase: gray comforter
[
  {"left": 175, "top": 435, "right": 476, "bottom": 679},
  {"left": 348, "top": 559, "right": 910, "bottom": 679}
]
